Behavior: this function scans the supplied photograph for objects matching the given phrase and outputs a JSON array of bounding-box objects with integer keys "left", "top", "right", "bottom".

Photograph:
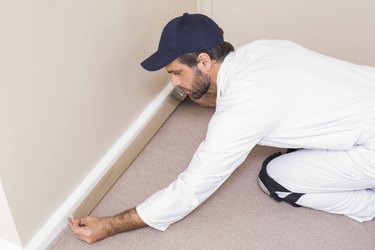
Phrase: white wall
[
  {"left": 0, "top": 0, "right": 195, "bottom": 248},
  {"left": 209, "top": 0, "right": 375, "bottom": 66}
]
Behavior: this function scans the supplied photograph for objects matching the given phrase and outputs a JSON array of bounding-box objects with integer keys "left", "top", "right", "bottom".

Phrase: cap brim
[{"left": 141, "top": 50, "right": 179, "bottom": 71}]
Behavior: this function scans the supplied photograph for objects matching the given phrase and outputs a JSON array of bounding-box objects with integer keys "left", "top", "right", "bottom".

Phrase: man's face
[{"left": 165, "top": 59, "right": 211, "bottom": 100}]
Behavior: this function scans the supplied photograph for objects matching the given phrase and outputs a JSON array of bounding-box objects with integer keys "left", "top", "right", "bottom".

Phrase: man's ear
[{"left": 197, "top": 53, "right": 212, "bottom": 73}]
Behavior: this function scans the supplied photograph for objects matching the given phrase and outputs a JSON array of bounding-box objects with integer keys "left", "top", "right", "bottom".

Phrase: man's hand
[
  {"left": 68, "top": 216, "right": 113, "bottom": 244},
  {"left": 68, "top": 208, "right": 147, "bottom": 244}
]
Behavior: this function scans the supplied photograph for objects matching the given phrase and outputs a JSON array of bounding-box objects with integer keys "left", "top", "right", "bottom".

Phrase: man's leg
[{"left": 258, "top": 148, "right": 375, "bottom": 222}]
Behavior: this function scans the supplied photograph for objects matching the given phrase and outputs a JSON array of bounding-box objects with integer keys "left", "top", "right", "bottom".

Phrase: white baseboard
[
  {"left": 25, "top": 83, "right": 180, "bottom": 250},
  {"left": 0, "top": 239, "right": 22, "bottom": 250}
]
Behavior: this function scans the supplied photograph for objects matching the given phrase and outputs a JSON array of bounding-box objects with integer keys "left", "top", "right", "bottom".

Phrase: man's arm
[{"left": 68, "top": 208, "right": 147, "bottom": 244}]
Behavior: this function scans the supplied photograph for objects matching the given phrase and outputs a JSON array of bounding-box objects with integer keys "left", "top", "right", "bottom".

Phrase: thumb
[{"left": 68, "top": 217, "right": 86, "bottom": 230}]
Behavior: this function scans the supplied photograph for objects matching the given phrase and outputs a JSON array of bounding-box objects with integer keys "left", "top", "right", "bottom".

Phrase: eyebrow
[{"left": 167, "top": 70, "right": 181, "bottom": 74}]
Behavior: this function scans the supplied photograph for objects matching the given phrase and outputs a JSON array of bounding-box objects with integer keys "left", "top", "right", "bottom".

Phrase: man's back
[{"left": 217, "top": 40, "right": 375, "bottom": 150}]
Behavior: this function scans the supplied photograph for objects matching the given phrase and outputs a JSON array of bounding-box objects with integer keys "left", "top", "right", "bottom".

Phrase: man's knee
[{"left": 258, "top": 152, "right": 304, "bottom": 207}]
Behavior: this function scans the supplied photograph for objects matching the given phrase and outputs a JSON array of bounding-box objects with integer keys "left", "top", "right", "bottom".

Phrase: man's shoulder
[
  {"left": 231, "top": 39, "right": 303, "bottom": 62},
  {"left": 239, "top": 39, "right": 300, "bottom": 50}
]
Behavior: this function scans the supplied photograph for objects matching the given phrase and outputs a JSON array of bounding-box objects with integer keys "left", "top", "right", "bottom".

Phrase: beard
[{"left": 190, "top": 69, "right": 211, "bottom": 100}]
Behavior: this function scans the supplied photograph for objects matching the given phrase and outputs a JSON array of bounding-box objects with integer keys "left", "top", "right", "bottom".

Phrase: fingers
[
  {"left": 68, "top": 217, "right": 91, "bottom": 243},
  {"left": 68, "top": 216, "right": 107, "bottom": 244},
  {"left": 68, "top": 217, "right": 79, "bottom": 226}
]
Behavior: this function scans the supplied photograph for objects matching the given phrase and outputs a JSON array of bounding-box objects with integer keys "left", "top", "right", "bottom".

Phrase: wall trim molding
[
  {"left": 0, "top": 239, "right": 22, "bottom": 250},
  {"left": 25, "top": 83, "right": 181, "bottom": 250}
]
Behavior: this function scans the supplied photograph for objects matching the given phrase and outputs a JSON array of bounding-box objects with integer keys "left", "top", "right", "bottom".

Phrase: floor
[{"left": 48, "top": 99, "right": 375, "bottom": 250}]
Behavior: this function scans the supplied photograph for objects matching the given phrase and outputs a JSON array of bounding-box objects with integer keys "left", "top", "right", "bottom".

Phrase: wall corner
[
  {"left": 0, "top": 180, "right": 23, "bottom": 249},
  {"left": 197, "top": 0, "right": 213, "bottom": 17}
]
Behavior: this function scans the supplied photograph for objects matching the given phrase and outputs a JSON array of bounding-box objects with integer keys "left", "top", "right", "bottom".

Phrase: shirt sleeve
[{"left": 136, "top": 108, "right": 265, "bottom": 231}]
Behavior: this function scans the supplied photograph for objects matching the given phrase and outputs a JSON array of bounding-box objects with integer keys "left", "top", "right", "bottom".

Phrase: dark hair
[
  {"left": 178, "top": 41, "right": 234, "bottom": 68},
  {"left": 177, "top": 27, "right": 234, "bottom": 68}
]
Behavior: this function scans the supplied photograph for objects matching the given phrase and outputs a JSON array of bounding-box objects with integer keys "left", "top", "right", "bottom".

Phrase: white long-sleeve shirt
[{"left": 136, "top": 40, "right": 375, "bottom": 230}]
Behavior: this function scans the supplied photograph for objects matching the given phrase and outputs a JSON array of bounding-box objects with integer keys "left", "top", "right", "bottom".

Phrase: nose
[{"left": 171, "top": 75, "right": 180, "bottom": 87}]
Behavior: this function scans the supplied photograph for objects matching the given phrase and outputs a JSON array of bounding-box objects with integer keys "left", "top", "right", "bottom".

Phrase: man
[{"left": 69, "top": 13, "right": 375, "bottom": 244}]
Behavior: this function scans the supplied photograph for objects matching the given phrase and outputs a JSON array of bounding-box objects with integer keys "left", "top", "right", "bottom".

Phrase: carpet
[{"left": 48, "top": 99, "right": 375, "bottom": 250}]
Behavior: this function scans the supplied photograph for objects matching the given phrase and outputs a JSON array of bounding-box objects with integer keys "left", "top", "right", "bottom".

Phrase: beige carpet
[{"left": 48, "top": 99, "right": 375, "bottom": 250}]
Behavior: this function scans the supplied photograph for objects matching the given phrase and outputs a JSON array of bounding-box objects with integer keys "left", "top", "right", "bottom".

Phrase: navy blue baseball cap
[{"left": 141, "top": 13, "right": 224, "bottom": 71}]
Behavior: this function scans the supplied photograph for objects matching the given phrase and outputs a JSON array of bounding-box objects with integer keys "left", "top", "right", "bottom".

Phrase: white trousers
[{"left": 266, "top": 145, "right": 375, "bottom": 222}]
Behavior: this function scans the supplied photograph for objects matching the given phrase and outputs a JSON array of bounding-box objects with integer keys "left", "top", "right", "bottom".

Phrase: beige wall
[
  {"left": 2, "top": 0, "right": 375, "bottom": 248},
  {"left": 0, "top": 0, "right": 195, "bottom": 247},
  {"left": 209, "top": 0, "right": 375, "bottom": 66}
]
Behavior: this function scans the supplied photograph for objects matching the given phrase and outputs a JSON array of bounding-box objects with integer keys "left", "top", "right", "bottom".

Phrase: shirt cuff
[{"left": 136, "top": 202, "right": 170, "bottom": 231}]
